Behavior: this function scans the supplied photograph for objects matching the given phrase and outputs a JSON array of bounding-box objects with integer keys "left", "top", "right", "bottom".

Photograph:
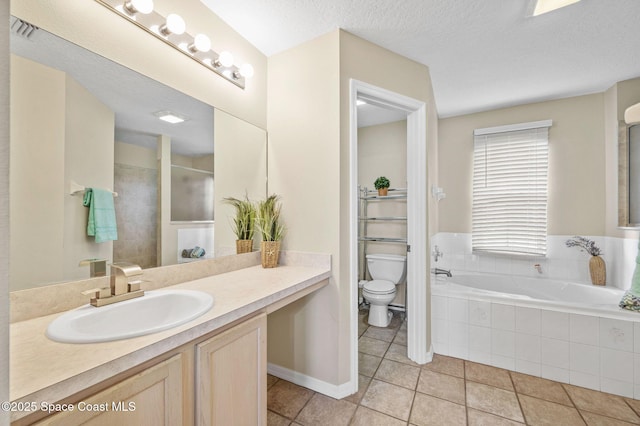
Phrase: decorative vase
[
  {"left": 378, "top": 188, "right": 388, "bottom": 196},
  {"left": 261, "top": 241, "right": 281, "bottom": 268},
  {"left": 589, "top": 255, "right": 606, "bottom": 286},
  {"left": 236, "top": 239, "right": 253, "bottom": 254}
]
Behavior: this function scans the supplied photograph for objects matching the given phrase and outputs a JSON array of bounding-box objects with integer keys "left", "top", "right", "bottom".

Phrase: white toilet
[{"left": 360, "top": 253, "right": 407, "bottom": 327}]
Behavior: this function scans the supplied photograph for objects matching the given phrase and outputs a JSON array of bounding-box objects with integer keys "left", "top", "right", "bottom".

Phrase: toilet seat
[{"left": 363, "top": 280, "right": 395, "bottom": 295}]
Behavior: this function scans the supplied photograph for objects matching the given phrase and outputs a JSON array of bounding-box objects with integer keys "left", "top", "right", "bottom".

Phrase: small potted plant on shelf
[
  {"left": 565, "top": 236, "right": 605, "bottom": 285},
  {"left": 374, "top": 176, "right": 390, "bottom": 196},
  {"left": 223, "top": 195, "right": 256, "bottom": 254},
  {"left": 256, "top": 194, "right": 286, "bottom": 268}
]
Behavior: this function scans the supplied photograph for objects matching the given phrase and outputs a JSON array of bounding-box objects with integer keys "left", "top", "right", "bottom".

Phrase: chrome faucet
[
  {"left": 534, "top": 263, "right": 543, "bottom": 274},
  {"left": 433, "top": 268, "right": 452, "bottom": 277},
  {"left": 82, "top": 262, "right": 145, "bottom": 307}
]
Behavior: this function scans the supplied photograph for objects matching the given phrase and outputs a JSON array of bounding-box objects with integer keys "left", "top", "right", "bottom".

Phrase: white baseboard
[{"left": 267, "top": 363, "right": 356, "bottom": 400}]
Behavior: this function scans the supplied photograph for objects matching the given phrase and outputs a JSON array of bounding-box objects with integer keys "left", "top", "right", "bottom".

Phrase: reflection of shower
[
  {"left": 113, "top": 163, "right": 158, "bottom": 269},
  {"left": 170, "top": 165, "right": 214, "bottom": 222}
]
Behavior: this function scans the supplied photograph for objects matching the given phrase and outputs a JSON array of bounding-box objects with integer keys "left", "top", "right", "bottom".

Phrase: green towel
[
  {"left": 83, "top": 188, "right": 118, "bottom": 243},
  {"left": 619, "top": 238, "right": 640, "bottom": 311}
]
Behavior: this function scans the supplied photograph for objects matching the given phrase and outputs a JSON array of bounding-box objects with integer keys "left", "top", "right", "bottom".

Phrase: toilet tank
[{"left": 366, "top": 253, "right": 407, "bottom": 284}]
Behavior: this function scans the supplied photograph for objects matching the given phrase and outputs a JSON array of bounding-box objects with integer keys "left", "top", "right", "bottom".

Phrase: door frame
[{"left": 348, "top": 79, "right": 431, "bottom": 393}]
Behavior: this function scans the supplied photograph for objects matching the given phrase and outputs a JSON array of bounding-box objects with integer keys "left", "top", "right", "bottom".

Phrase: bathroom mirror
[
  {"left": 9, "top": 18, "right": 266, "bottom": 291},
  {"left": 619, "top": 122, "right": 640, "bottom": 228}
]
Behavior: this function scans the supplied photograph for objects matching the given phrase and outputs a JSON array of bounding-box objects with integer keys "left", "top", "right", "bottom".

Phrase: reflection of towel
[
  {"left": 620, "top": 238, "right": 640, "bottom": 311},
  {"left": 191, "top": 246, "right": 205, "bottom": 258},
  {"left": 83, "top": 188, "right": 118, "bottom": 243}
]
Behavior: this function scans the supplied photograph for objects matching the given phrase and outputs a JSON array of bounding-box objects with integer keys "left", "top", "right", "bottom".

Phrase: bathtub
[
  {"left": 433, "top": 272, "right": 628, "bottom": 315},
  {"left": 430, "top": 271, "right": 640, "bottom": 399}
]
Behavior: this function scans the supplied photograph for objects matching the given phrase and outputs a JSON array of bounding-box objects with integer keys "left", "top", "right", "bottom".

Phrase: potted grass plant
[
  {"left": 223, "top": 195, "right": 256, "bottom": 254},
  {"left": 374, "top": 176, "right": 390, "bottom": 196},
  {"left": 256, "top": 194, "right": 285, "bottom": 268}
]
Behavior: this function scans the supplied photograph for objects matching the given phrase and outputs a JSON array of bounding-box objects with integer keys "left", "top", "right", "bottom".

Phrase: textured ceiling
[{"left": 201, "top": 0, "right": 640, "bottom": 117}]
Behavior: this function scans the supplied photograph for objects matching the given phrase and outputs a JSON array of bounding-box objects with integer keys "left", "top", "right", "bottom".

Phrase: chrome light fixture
[{"left": 96, "top": 0, "right": 254, "bottom": 89}]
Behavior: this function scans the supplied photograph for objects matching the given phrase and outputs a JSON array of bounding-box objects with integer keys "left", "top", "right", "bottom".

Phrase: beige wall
[
  {"left": 266, "top": 31, "right": 342, "bottom": 385},
  {"left": 63, "top": 75, "right": 115, "bottom": 281},
  {"left": 439, "top": 93, "right": 606, "bottom": 236},
  {"left": 340, "top": 31, "right": 437, "bottom": 381},
  {"left": 1, "top": 0, "right": 10, "bottom": 421},
  {"left": 213, "top": 109, "right": 267, "bottom": 255},
  {"left": 10, "top": 55, "right": 66, "bottom": 290},
  {"left": 10, "top": 56, "right": 114, "bottom": 290},
  {"left": 267, "top": 29, "right": 437, "bottom": 387},
  {"left": 11, "top": 0, "right": 267, "bottom": 129},
  {"left": 115, "top": 141, "right": 157, "bottom": 170}
]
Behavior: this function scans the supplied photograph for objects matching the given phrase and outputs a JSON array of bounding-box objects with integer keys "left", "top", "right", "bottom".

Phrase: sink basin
[{"left": 46, "top": 289, "right": 214, "bottom": 343}]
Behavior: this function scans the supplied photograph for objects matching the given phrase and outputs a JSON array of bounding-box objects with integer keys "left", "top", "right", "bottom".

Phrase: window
[{"left": 472, "top": 120, "right": 551, "bottom": 256}]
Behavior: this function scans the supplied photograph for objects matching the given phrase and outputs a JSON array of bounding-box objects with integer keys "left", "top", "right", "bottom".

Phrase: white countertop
[{"left": 10, "top": 264, "right": 330, "bottom": 419}]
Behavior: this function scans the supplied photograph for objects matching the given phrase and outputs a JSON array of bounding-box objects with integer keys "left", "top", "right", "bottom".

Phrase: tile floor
[{"left": 267, "top": 310, "right": 640, "bottom": 425}]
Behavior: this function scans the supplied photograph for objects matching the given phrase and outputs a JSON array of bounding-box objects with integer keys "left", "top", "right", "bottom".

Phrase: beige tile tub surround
[{"left": 9, "top": 251, "right": 330, "bottom": 422}]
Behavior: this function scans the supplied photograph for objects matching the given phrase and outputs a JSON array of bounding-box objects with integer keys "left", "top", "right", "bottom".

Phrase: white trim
[
  {"left": 267, "top": 363, "right": 354, "bottom": 400},
  {"left": 349, "top": 79, "right": 431, "bottom": 388},
  {"left": 348, "top": 81, "right": 360, "bottom": 397},
  {"left": 474, "top": 119, "right": 552, "bottom": 136}
]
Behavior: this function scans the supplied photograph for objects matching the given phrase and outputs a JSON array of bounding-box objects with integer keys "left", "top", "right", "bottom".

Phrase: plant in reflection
[{"left": 223, "top": 194, "right": 256, "bottom": 240}]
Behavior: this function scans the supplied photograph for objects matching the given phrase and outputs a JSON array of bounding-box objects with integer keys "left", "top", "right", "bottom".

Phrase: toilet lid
[{"left": 364, "top": 280, "right": 395, "bottom": 294}]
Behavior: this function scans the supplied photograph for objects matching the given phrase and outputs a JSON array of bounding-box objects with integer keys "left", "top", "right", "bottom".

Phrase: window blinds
[{"left": 472, "top": 122, "right": 550, "bottom": 256}]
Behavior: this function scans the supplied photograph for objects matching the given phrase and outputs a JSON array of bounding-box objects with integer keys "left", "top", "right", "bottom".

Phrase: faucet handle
[
  {"left": 82, "top": 287, "right": 111, "bottom": 299},
  {"left": 127, "top": 279, "right": 149, "bottom": 292}
]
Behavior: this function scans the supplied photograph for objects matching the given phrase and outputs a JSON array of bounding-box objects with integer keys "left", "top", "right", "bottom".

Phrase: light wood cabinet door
[
  {"left": 196, "top": 313, "right": 267, "bottom": 426},
  {"left": 35, "top": 354, "right": 184, "bottom": 426}
]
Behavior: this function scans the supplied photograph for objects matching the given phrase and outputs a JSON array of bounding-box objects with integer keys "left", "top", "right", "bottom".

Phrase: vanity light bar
[{"left": 95, "top": 0, "right": 252, "bottom": 89}]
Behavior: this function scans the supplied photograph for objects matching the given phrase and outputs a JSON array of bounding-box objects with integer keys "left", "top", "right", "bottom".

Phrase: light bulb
[
  {"left": 217, "top": 51, "right": 234, "bottom": 67},
  {"left": 123, "top": 0, "right": 153, "bottom": 15},
  {"left": 239, "top": 63, "right": 254, "bottom": 78},
  {"left": 189, "top": 34, "right": 211, "bottom": 53},
  {"left": 160, "top": 13, "right": 185, "bottom": 36}
]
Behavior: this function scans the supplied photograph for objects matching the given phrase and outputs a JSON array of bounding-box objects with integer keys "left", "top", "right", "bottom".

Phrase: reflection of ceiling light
[
  {"left": 533, "top": 0, "right": 581, "bottom": 16},
  {"left": 356, "top": 99, "right": 367, "bottom": 106},
  {"left": 154, "top": 111, "right": 187, "bottom": 124}
]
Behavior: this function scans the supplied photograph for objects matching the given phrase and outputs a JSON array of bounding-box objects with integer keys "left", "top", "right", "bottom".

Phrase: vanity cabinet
[
  {"left": 196, "top": 313, "right": 267, "bottom": 425},
  {"left": 23, "top": 313, "right": 267, "bottom": 426},
  {"left": 33, "top": 353, "right": 186, "bottom": 425}
]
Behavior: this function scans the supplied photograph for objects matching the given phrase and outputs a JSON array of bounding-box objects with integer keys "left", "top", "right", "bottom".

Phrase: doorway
[{"left": 349, "top": 79, "right": 431, "bottom": 394}]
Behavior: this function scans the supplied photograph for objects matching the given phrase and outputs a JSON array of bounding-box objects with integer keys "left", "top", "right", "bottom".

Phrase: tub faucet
[
  {"left": 534, "top": 264, "right": 542, "bottom": 274},
  {"left": 433, "top": 268, "right": 452, "bottom": 277},
  {"left": 82, "top": 262, "right": 145, "bottom": 307}
]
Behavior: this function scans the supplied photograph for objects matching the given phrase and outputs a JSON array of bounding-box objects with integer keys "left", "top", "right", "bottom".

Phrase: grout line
[{"left": 507, "top": 370, "right": 528, "bottom": 425}]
